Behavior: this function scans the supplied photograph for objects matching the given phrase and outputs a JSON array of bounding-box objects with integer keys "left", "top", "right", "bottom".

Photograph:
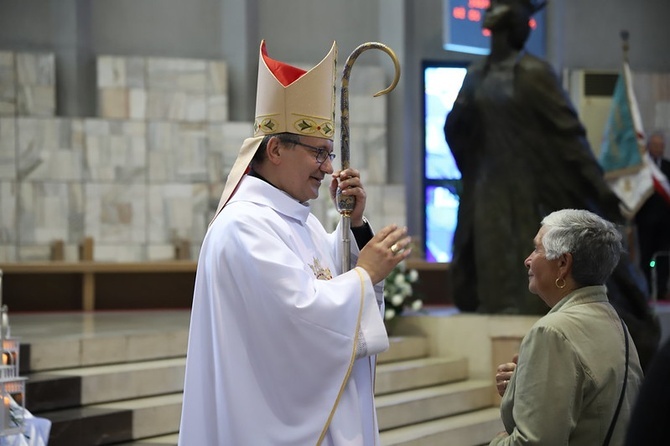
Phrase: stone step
[
  {"left": 378, "top": 335, "right": 430, "bottom": 363},
  {"left": 108, "top": 398, "right": 502, "bottom": 446},
  {"left": 20, "top": 329, "right": 189, "bottom": 373},
  {"left": 115, "top": 434, "right": 179, "bottom": 445},
  {"left": 379, "top": 407, "right": 503, "bottom": 446},
  {"left": 26, "top": 358, "right": 186, "bottom": 412},
  {"left": 26, "top": 346, "right": 452, "bottom": 413},
  {"left": 376, "top": 356, "right": 468, "bottom": 395},
  {"left": 52, "top": 381, "right": 496, "bottom": 446},
  {"left": 376, "top": 380, "right": 494, "bottom": 430},
  {"left": 11, "top": 310, "right": 483, "bottom": 446},
  {"left": 23, "top": 336, "right": 434, "bottom": 412},
  {"left": 31, "top": 352, "right": 478, "bottom": 445},
  {"left": 12, "top": 310, "right": 191, "bottom": 373},
  {"left": 19, "top": 325, "right": 424, "bottom": 374},
  {"left": 27, "top": 349, "right": 462, "bottom": 413},
  {"left": 39, "top": 393, "right": 182, "bottom": 446}
]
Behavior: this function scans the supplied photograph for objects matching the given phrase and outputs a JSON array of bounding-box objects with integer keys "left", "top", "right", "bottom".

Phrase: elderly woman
[{"left": 491, "top": 209, "right": 643, "bottom": 445}]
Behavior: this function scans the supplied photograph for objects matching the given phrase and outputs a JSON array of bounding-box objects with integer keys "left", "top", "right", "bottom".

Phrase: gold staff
[{"left": 337, "top": 42, "right": 401, "bottom": 272}]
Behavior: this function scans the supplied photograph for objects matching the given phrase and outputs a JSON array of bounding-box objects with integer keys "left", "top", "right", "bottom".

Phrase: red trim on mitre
[{"left": 261, "top": 41, "right": 307, "bottom": 87}]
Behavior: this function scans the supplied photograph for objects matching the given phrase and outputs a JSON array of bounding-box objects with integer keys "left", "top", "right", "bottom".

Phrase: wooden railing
[
  {"left": 0, "top": 259, "right": 449, "bottom": 312},
  {"left": 0, "top": 261, "right": 198, "bottom": 311}
]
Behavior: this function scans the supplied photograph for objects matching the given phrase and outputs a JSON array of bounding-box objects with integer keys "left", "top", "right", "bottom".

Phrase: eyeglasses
[{"left": 294, "top": 142, "right": 336, "bottom": 165}]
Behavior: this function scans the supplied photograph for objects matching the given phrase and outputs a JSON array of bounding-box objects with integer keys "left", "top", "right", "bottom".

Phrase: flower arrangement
[{"left": 383, "top": 261, "right": 422, "bottom": 321}]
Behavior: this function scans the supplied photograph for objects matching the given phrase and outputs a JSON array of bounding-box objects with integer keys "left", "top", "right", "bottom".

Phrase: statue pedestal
[{"left": 392, "top": 309, "right": 539, "bottom": 393}]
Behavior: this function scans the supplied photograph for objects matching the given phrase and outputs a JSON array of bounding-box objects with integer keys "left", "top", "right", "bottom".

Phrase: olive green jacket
[{"left": 490, "top": 286, "right": 643, "bottom": 446}]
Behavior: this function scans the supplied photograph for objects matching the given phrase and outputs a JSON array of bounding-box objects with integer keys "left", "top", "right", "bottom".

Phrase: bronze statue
[{"left": 444, "top": 0, "right": 659, "bottom": 368}]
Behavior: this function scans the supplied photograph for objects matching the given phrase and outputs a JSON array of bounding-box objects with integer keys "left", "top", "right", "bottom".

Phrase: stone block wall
[
  {"left": 0, "top": 52, "right": 56, "bottom": 117},
  {"left": 0, "top": 52, "right": 406, "bottom": 262}
]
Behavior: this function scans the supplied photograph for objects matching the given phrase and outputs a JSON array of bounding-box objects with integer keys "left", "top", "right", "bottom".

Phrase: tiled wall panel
[{"left": 0, "top": 53, "right": 404, "bottom": 261}]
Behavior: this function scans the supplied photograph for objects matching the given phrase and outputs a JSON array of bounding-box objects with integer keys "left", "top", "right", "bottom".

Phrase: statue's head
[
  {"left": 518, "top": 0, "right": 548, "bottom": 14},
  {"left": 483, "top": 0, "right": 547, "bottom": 50}
]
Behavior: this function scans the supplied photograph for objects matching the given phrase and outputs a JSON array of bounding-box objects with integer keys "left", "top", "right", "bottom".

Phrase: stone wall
[{"left": 0, "top": 51, "right": 406, "bottom": 262}]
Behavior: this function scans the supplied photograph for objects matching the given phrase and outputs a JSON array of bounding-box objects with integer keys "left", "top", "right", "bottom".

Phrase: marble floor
[
  {"left": 5, "top": 303, "right": 670, "bottom": 446},
  {"left": 9, "top": 309, "right": 192, "bottom": 342},
  {"left": 8, "top": 302, "right": 670, "bottom": 344}
]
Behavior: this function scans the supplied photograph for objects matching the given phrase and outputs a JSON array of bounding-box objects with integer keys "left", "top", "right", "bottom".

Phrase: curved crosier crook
[{"left": 337, "top": 42, "right": 401, "bottom": 272}]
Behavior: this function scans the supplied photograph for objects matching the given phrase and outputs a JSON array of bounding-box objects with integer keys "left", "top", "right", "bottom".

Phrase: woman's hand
[{"left": 495, "top": 353, "right": 518, "bottom": 397}]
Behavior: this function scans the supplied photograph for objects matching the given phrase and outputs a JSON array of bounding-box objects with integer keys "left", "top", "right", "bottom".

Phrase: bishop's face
[{"left": 276, "top": 136, "right": 335, "bottom": 203}]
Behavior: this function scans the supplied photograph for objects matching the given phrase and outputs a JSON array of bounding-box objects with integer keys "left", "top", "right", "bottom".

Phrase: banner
[{"left": 598, "top": 62, "right": 652, "bottom": 216}]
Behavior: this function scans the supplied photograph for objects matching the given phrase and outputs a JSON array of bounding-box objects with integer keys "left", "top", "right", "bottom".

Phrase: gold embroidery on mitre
[
  {"left": 254, "top": 115, "right": 280, "bottom": 135},
  {"left": 309, "top": 257, "right": 333, "bottom": 280},
  {"left": 292, "top": 115, "right": 335, "bottom": 138}
]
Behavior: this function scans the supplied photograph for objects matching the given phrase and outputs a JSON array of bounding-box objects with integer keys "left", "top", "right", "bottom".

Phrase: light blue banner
[{"left": 599, "top": 73, "right": 642, "bottom": 173}]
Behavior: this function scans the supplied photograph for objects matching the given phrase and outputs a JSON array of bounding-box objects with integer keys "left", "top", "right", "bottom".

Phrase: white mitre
[
  {"left": 254, "top": 40, "right": 336, "bottom": 138},
  {"left": 211, "top": 40, "right": 337, "bottom": 221}
]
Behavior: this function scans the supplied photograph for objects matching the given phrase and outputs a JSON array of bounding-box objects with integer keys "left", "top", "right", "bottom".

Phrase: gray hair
[
  {"left": 647, "top": 130, "right": 666, "bottom": 146},
  {"left": 540, "top": 209, "right": 622, "bottom": 286},
  {"left": 251, "top": 133, "right": 298, "bottom": 165},
  {"left": 648, "top": 129, "right": 666, "bottom": 141}
]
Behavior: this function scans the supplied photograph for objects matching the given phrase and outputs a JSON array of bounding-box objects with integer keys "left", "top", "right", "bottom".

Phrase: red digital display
[{"left": 444, "top": 0, "right": 545, "bottom": 55}]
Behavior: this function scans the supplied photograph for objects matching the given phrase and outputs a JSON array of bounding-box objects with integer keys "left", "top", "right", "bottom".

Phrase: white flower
[
  {"left": 383, "top": 263, "right": 422, "bottom": 321},
  {"left": 407, "top": 269, "right": 419, "bottom": 283}
]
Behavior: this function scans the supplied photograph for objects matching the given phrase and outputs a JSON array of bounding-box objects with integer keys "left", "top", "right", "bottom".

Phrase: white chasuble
[{"left": 178, "top": 175, "right": 389, "bottom": 445}]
